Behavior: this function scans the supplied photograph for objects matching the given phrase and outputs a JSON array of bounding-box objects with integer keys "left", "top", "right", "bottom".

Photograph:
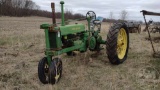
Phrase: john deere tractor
[{"left": 38, "top": 1, "right": 129, "bottom": 84}]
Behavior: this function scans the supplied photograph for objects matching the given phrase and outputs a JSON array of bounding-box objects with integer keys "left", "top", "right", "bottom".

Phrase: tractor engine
[
  {"left": 62, "top": 33, "right": 81, "bottom": 48},
  {"left": 59, "top": 24, "right": 86, "bottom": 49}
]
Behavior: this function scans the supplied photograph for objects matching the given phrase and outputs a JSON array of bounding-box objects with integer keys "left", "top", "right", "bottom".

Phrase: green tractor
[{"left": 38, "top": 1, "right": 129, "bottom": 84}]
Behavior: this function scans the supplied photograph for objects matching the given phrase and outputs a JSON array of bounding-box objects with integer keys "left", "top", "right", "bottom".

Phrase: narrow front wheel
[
  {"left": 38, "top": 57, "right": 49, "bottom": 84},
  {"left": 48, "top": 58, "right": 62, "bottom": 84}
]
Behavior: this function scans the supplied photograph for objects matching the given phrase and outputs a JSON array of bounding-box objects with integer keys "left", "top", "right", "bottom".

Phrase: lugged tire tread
[{"left": 106, "top": 23, "right": 129, "bottom": 65}]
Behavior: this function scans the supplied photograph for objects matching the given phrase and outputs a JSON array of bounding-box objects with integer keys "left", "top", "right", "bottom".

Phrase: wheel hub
[
  {"left": 117, "top": 28, "right": 127, "bottom": 59},
  {"left": 88, "top": 36, "right": 96, "bottom": 50},
  {"left": 54, "top": 66, "right": 60, "bottom": 82}
]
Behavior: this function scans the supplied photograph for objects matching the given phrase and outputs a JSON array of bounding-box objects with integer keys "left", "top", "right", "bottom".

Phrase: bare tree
[
  {"left": 109, "top": 11, "right": 114, "bottom": 20},
  {"left": 120, "top": 10, "right": 128, "bottom": 20},
  {"left": 65, "top": 8, "right": 73, "bottom": 20},
  {"left": 34, "top": 4, "right": 40, "bottom": 10},
  {"left": 24, "top": 0, "right": 34, "bottom": 9},
  {"left": 108, "top": 11, "right": 115, "bottom": 25}
]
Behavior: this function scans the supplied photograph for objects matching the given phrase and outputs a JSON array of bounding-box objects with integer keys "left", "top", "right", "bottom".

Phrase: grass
[
  {"left": 0, "top": 39, "right": 7, "bottom": 46},
  {"left": 0, "top": 16, "right": 160, "bottom": 90}
]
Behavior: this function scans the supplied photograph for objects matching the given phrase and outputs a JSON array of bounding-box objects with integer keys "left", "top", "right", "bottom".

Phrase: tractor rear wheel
[{"left": 106, "top": 23, "right": 129, "bottom": 65}]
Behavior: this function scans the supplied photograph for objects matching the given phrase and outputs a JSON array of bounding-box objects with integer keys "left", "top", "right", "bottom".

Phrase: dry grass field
[{"left": 0, "top": 16, "right": 160, "bottom": 90}]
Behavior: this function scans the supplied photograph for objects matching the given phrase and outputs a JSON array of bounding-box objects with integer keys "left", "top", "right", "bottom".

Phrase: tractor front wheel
[
  {"left": 38, "top": 57, "right": 49, "bottom": 84},
  {"left": 106, "top": 23, "right": 129, "bottom": 65},
  {"left": 48, "top": 58, "right": 62, "bottom": 84}
]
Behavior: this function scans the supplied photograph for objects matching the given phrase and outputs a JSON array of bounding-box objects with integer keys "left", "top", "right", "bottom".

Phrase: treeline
[
  {"left": 0, "top": 0, "right": 143, "bottom": 23},
  {"left": 56, "top": 10, "right": 85, "bottom": 20},
  {"left": 0, "top": 0, "right": 44, "bottom": 17},
  {"left": 0, "top": 0, "right": 85, "bottom": 19}
]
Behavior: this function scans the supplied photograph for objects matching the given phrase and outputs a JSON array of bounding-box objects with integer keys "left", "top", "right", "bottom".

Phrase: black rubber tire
[
  {"left": 48, "top": 58, "right": 62, "bottom": 84},
  {"left": 38, "top": 57, "right": 49, "bottom": 84},
  {"left": 106, "top": 23, "right": 129, "bottom": 65}
]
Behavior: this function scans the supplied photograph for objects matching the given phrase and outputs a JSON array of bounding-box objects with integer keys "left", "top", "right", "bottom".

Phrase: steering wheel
[{"left": 86, "top": 11, "right": 96, "bottom": 20}]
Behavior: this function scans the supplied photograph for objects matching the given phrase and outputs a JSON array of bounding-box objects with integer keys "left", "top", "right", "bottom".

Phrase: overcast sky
[{"left": 33, "top": 0, "right": 160, "bottom": 21}]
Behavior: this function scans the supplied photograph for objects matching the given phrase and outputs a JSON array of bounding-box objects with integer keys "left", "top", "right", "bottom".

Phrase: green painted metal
[
  {"left": 40, "top": 24, "right": 50, "bottom": 29},
  {"left": 49, "top": 31, "right": 62, "bottom": 49},
  {"left": 44, "top": 29, "right": 50, "bottom": 49},
  {"left": 45, "top": 43, "right": 86, "bottom": 56},
  {"left": 88, "top": 36, "right": 96, "bottom": 50},
  {"left": 87, "top": 18, "right": 91, "bottom": 36},
  {"left": 56, "top": 31, "right": 62, "bottom": 49},
  {"left": 41, "top": 24, "right": 62, "bottom": 49},
  {"left": 60, "top": 1, "right": 65, "bottom": 26},
  {"left": 60, "top": 24, "right": 85, "bottom": 35},
  {"left": 44, "top": 29, "right": 52, "bottom": 65},
  {"left": 40, "top": 0, "right": 107, "bottom": 65}
]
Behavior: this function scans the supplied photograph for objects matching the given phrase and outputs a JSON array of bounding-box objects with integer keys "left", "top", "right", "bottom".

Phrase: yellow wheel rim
[{"left": 117, "top": 28, "right": 127, "bottom": 59}]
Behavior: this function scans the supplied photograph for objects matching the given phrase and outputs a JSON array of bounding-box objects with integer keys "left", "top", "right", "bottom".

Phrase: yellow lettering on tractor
[{"left": 72, "top": 27, "right": 81, "bottom": 30}]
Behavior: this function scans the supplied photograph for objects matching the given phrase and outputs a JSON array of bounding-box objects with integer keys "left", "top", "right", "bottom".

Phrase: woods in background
[
  {"left": 0, "top": 0, "right": 85, "bottom": 19},
  {"left": 0, "top": 0, "right": 43, "bottom": 17},
  {"left": 0, "top": 0, "right": 142, "bottom": 23}
]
